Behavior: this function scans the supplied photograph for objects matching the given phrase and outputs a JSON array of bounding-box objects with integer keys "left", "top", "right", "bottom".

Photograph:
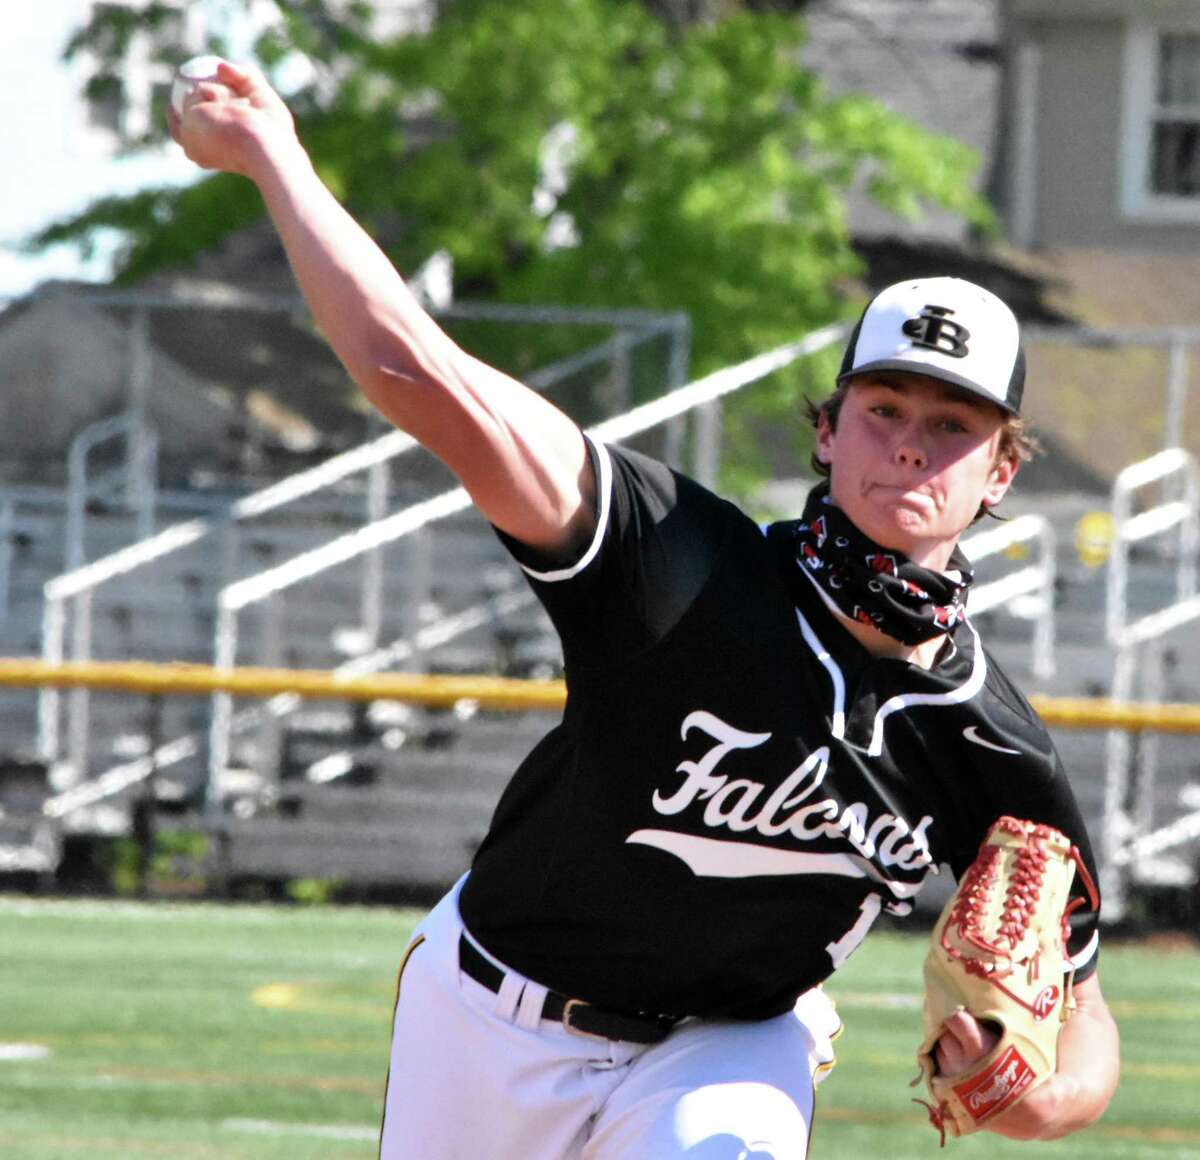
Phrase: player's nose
[{"left": 893, "top": 434, "right": 928, "bottom": 471}]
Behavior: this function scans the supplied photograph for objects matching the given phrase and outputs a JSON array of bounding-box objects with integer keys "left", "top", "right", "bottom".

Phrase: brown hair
[{"left": 805, "top": 381, "right": 1040, "bottom": 523}]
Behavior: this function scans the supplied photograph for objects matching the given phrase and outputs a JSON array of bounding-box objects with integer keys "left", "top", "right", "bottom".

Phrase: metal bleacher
[
  {"left": 0, "top": 450, "right": 574, "bottom": 889},
  {"left": 2, "top": 305, "right": 697, "bottom": 891}
]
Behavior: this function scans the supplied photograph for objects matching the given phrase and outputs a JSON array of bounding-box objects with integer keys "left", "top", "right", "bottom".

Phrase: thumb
[{"left": 936, "top": 1010, "right": 1000, "bottom": 1076}]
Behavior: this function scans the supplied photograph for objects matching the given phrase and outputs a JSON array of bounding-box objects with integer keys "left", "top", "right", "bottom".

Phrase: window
[
  {"left": 1149, "top": 33, "right": 1200, "bottom": 196},
  {"left": 1121, "top": 25, "right": 1200, "bottom": 221}
]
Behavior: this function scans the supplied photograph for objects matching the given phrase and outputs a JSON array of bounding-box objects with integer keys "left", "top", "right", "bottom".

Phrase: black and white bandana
[{"left": 785, "top": 482, "right": 973, "bottom": 646}]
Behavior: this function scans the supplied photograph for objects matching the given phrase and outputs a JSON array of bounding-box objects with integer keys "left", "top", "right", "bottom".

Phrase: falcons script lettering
[{"left": 626, "top": 710, "right": 934, "bottom": 896}]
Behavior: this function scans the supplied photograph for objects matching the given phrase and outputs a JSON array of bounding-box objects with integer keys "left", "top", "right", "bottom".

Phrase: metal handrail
[
  {"left": 37, "top": 427, "right": 420, "bottom": 765},
  {"left": 1105, "top": 448, "right": 1199, "bottom": 647},
  {"left": 64, "top": 413, "right": 159, "bottom": 573},
  {"left": 1101, "top": 447, "right": 1200, "bottom": 920},
  {"left": 961, "top": 513, "right": 1057, "bottom": 681}
]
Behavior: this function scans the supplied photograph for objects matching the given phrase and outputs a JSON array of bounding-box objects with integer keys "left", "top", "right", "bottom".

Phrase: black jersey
[{"left": 458, "top": 439, "right": 1101, "bottom": 1021}]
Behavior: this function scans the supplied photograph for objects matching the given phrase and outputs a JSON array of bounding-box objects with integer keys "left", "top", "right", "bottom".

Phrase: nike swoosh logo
[{"left": 963, "top": 725, "right": 1021, "bottom": 755}]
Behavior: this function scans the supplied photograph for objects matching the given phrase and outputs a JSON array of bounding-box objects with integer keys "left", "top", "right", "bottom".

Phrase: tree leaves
[{"left": 37, "top": 0, "right": 991, "bottom": 490}]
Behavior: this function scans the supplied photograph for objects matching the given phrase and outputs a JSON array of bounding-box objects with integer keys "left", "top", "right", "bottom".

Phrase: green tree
[{"left": 36, "top": 0, "right": 991, "bottom": 490}]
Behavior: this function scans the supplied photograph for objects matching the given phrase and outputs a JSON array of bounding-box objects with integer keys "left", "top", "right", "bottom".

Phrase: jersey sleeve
[
  {"left": 998, "top": 749, "right": 1102, "bottom": 983},
  {"left": 493, "top": 436, "right": 737, "bottom": 671},
  {"left": 949, "top": 667, "right": 1103, "bottom": 984}
]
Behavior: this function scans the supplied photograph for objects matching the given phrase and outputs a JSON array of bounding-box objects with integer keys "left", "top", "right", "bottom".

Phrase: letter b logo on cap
[
  {"left": 836, "top": 277, "right": 1024, "bottom": 415},
  {"left": 902, "top": 305, "right": 971, "bottom": 359}
]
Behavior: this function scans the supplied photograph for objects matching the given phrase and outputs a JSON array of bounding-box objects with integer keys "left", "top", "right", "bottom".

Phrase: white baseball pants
[{"left": 379, "top": 877, "right": 841, "bottom": 1159}]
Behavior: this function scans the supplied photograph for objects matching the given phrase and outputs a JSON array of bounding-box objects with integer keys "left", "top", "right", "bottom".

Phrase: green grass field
[{"left": 1, "top": 895, "right": 1197, "bottom": 1159}]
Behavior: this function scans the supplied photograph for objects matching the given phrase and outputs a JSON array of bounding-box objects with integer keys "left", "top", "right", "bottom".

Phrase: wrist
[
  {"left": 239, "top": 126, "right": 310, "bottom": 186},
  {"left": 989, "top": 1073, "right": 1085, "bottom": 1141}
]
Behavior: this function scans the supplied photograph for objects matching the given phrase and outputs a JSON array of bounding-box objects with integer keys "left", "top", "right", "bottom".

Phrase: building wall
[
  {"left": 1010, "top": 4, "right": 1200, "bottom": 252},
  {"left": 1027, "top": 19, "right": 1126, "bottom": 248}
]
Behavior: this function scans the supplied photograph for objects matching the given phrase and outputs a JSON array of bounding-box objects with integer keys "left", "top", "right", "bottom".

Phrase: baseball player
[{"left": 170, "top": 62, "right": 1119, "bottom": 1158}]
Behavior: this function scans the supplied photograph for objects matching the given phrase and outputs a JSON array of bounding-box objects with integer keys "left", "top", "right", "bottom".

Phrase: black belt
[{"left": 458, "top": 935, "right": 676, "bottom": 1045}]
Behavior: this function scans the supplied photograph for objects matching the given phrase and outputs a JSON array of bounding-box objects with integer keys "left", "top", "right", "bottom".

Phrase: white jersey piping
[
  {"left": 864, "top": 619, "right": 987, "bottom": 756},
  {"left": 1069, "top": 929, "right": 1100, "bottom": 974},
  {"left": 792, "top": 563, "right": 987, "bottom": 757},
  {"left": 795, "top": 606, "right": 847, "bottom": 740},
  {"left": 517, "top": 438, "right": 613, "bottom": 583}
]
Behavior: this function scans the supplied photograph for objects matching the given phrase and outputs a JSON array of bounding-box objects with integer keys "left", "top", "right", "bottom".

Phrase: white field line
[
  {"left": 0, "top": 1043, "right": 51, "bottom": 1061},
  {"left": 5, "top": 1074, "right": 167, "bottom": 1090},
  {"left": 828, "top": 990, "right": 920, "bottom": 1010},
  {"left": 0, "top": 895, "right": 418, "bottom": 925},
  {"left": 222, "top": 1118, "right": 378, "bottom": 1141}
]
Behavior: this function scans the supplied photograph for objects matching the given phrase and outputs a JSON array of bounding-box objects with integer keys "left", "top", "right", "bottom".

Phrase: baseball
[{"left": 170, "top": 54, "right": 227, "bottom": 116}]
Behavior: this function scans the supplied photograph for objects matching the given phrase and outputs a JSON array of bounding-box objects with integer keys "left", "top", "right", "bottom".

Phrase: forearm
[
  {"left": 171, "top": 61, "right": 592, "bottom": 554},
  {"left": 990, "top": 975, "right": 1119, "bottom": 1141},
  {"left": 1044, "top": 980, "right": 1120, "bottom": 1134}
]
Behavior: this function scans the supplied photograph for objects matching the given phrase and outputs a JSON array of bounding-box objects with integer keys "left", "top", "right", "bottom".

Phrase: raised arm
[{"left": 168, "top": 61, "right": 593, "bottom": 559}]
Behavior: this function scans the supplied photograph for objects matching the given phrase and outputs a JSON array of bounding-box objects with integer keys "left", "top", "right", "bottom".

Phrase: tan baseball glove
[{"left": 912, "top": 816, "right": 1098, "bottom": 1143}]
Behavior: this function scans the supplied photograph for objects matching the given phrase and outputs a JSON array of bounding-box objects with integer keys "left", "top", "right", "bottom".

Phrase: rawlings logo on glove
[{"left": 912, "top": 816, "right": 1098, "bottom": 1143}]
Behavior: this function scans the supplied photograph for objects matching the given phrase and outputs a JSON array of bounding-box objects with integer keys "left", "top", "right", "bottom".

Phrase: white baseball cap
[{"left": 837, "top": 276, "right": 1025, "bottom": 415}]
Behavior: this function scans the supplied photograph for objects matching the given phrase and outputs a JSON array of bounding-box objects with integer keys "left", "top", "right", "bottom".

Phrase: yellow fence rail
[
  {"left": 3, "top": 657, "right": 1200, "bottom": 732},
  {"left": 1027, "top": 695, "right": 1200, "bottom": 733},
  {"left": 0, "top": 658, "right": 564, "bottom": 712}
]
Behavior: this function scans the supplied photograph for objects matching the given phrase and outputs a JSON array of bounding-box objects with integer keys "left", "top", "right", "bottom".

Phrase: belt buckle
[{"left": 562, "top": 997, "right": 607, "bottom": 1042}]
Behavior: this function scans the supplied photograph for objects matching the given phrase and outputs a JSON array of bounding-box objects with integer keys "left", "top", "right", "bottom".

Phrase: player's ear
[
  {"left": 982, "top": 452, "right": 1018, "bottom": 509},
  {"left": 816, "top": 407, "right": 835, "bottom": 466}
]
